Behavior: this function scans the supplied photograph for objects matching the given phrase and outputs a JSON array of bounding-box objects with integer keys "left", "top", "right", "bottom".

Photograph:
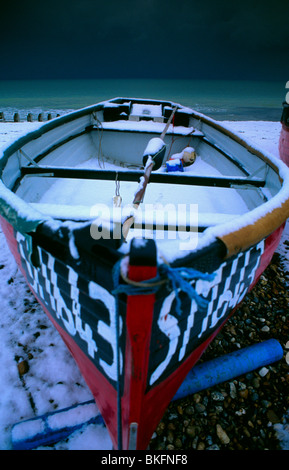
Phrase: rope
[
  {"left": 115, "top": 173, "right": 120, "bottom": 197},
  {"left": 113, "top": 260, "right": 215, "bottom": 314},
  {"left": 92, "top": 114, "right": 105, "bottom": 168},
  {"left": 112, "top": 259, "right": 123, "bottom": 450},
  {"left": 166, "top": 128, "right": 196, "bottom": 161}
]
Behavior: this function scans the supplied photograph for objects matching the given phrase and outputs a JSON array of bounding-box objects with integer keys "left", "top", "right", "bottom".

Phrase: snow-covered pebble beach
[{"left": 0, "top": 120, "right": 288, "bottom": 450}]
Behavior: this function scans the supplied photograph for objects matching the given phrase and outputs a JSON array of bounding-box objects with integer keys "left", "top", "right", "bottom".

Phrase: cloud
[
  {"left": 227, "top": 3, "right": 289, "bottom": 50},
  {"left": 0, "top": 0, "right": 288, "bottom": 80}
]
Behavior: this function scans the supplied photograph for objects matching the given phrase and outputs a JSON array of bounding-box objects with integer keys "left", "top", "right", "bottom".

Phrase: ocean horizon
[{"left": 0, "top": 78, "right": 286, "bottom": 122}]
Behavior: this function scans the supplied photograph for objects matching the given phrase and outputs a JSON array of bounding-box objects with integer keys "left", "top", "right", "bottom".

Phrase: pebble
[
  {"left": 239, "top": 388, "right": 249, "bottom": 399},
  {"left": 197, "top": 441, "right": 206, "bottom": 450},
  {"left": 211, "top": 391, "right": 225, "bottom": 402},
  {"left": 229, "top": 382, "right": 237, "bottom": 399},
  {"left": 216, "top": 424, "right": 230, "bottom": 445},
  {"left": 207, "top": 444, "right": 220, "bottom": 450},
  {"left": 267, "top": 410, "right": 280, "bottom": 424},
  {"left": 195, "top": 403, "right": 206, "bottom": 414},
  {"left": 150, "top": 253, "right": 289, "bottom": 451},
  {"left": 17, "top": 359, "right": 29, "bottom": 376},
  {"left": 259, "top": 367, "right": 269, "bottom": 377}
]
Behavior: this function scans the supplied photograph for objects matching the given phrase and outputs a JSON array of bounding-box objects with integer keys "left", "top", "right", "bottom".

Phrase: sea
[{"left": 0, "top": 78, "right": 287, "bottom": 122}]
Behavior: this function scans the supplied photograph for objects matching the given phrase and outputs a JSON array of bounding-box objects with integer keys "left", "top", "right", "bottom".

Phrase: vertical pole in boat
[
  {"left": 122, "top": 238, "right": 157, "bottom": 450},
  {"left": 122, "top": 106, "right": 177, "bottom": 240}
]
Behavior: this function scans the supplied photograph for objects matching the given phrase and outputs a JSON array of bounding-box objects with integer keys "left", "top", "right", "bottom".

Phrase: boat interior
[{"left": 1, "top": 98, "right": 282, "bottom": 245}]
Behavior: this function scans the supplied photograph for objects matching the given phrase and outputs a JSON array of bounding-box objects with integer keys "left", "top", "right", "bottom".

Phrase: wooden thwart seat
[
  {"left": 29, "top": 202, "right": 240, "bottom": 231},
  {"left": 21, "top": 166, "right": 266, "bottom": 189}
]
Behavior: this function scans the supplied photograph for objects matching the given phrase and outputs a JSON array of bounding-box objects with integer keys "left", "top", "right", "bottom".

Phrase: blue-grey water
[{"left": 0, "top": 79, "right": 286, "bottom": 122}]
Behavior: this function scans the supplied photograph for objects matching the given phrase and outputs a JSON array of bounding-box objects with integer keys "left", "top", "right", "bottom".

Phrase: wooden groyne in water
[{"left": 0, "top": 111, "right": 61, "bottom": 122}]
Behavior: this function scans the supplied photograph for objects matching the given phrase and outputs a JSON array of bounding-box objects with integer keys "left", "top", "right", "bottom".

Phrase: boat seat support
[{"left": 21, "top": 166, "right": 266, "bottom": 189}]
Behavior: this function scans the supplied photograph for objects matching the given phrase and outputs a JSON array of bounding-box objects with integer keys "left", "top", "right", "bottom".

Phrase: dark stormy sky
[{"left": 1, "top": 0, "right": 288, "bottom": 81}]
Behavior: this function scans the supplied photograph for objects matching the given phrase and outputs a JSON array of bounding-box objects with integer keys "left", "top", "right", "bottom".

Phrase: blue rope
[
  {"left": 159, "top": 264, "right": 215, "bottom": 314},
  {"left": 112, "top": 259, "right": 215, "bottom": 314}
]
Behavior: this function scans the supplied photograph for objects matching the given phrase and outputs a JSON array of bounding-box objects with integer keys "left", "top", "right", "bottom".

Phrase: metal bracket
[{"left": 128, "top": 423, "right": 138, "bottom": 450}]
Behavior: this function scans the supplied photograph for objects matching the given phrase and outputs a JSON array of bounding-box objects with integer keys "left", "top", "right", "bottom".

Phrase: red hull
[
  {"left": 279, "top": 122, "right": 289, "bottom": 166},
  {"left": 0, "top": 217, "right": 284, "bottom": 449}
]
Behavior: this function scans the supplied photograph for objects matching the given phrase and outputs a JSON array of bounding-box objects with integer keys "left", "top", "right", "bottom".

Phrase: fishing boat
[
  {"left": 279, "top": 101, "right": 289, "bottom": 165},
  {"left": 1, "top": 97, "right": 289, "bottom": 450}
]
